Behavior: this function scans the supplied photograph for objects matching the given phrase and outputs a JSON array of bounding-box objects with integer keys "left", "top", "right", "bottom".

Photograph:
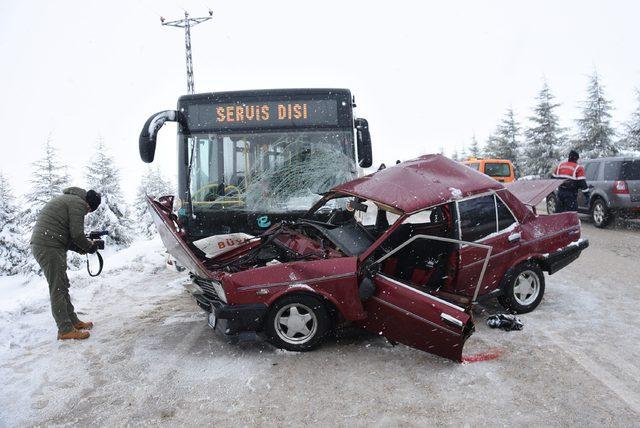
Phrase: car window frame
[{"left": 455, "top": 190, "right": 519, "bottom": 246}]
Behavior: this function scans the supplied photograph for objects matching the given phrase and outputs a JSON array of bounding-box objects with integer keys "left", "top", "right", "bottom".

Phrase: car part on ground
[{"left": 486, "top": 313, "right": 524, "bottom": 331}]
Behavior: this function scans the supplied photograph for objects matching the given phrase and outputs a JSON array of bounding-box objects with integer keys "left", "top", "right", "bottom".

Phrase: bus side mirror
[
  {"left": 139, "top": 110, "right": 186, "bottom": 163},
  {"left": 355, "top": 118, "right": 372, "bottom": 168}
]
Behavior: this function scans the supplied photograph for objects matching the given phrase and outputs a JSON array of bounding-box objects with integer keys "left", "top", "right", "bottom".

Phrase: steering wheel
[{"left": 192, "top": 183, "right": 241, "bottom": 201}]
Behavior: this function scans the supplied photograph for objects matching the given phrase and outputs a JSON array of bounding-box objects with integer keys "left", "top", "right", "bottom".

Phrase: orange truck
[{"left": 463, "top": 158, "right": 516, "bottom": 183}]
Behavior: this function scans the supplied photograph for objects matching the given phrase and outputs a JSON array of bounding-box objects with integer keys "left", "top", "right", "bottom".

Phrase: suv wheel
[
  {"left": 498, "top": 262, "right": 545, "bottom": 314},
  {"left": 546, "top": 194, "right": 558, "bottom": 214},
  {"left": 591, "top": 198, "right": 612, "bottom": 228},
  {"left": 265, "top": 294, "right": 331, "bottom": 352}
]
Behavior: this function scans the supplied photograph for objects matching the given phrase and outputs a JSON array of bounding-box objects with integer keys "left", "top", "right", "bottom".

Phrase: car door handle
[
  {"left": 508, "top": 233, "right": 521, "bottom": 242},
  {"left": 440, "top": 313, "right": 463, "bottom": 328}
]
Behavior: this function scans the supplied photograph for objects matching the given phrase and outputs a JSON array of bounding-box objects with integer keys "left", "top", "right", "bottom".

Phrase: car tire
[
  {"left": 546, "top": 193, "right": 558, "bottom": 214},
  {"left": 265, "top": 294, "right": 331, "bottom": 352},
  {"left": 498, "top": 262, "right": 545, "bottom": 314},
  {"left": 591, "top": 198, "right": 612, "bottom": 228}
]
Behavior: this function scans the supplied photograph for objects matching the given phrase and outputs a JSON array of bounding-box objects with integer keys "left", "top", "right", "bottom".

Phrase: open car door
[
  {"left": 356, "top": 235, "right": 492, "bottom": 362},
  {"left": 146, "top": 196, "right": 211, "bottom": 279}
]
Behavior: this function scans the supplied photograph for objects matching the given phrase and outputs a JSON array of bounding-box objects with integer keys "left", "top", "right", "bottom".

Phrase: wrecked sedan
[{"left": 148, "top": 154, "right": 588, "bottom": 362}]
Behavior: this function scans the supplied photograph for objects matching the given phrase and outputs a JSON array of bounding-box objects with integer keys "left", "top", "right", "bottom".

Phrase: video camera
[
  {"left": 87, "top": 230, "right": 109, "bottom": 250},
  {"left": 84, "top": 231, "right": 109, "bottom": 277}
]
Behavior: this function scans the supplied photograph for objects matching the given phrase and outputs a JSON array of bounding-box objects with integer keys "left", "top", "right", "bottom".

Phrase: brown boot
[
  {"left": 57, "top": 328, "right": 90, "bottom": 340},
  {"left": 74, "top": 320, "right": 93, "bottom": 330}
]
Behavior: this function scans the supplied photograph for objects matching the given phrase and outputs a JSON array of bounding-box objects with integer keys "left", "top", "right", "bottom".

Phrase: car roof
[
  {"left": 463, "top": 158, "right": 512, "bottom": 164},
  {"left": 582, "top": 156, "right": 640, "bottom": 162},
  {"left": 333, "top": 154, "right": 504, "bottom": 214}
]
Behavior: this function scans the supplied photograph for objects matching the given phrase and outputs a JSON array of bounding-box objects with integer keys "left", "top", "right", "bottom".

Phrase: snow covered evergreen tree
[
  {"left": 450, "top": 148, "right": 460, "bottom": 161},
  {"left": 134, "top": 166, "right": 174, "bottom": 238},
  {"left": 21, "top": 137, "right": 70, "bottom": 230},
  {"left": 522, "top": 82, "right": 565, "bottom": 177},
  {"left": 20, "top": 137, "right": 71, "bottom": 275},
  {"left": 0, "top": 173, "right": 28, "bottom": 275},
  {"left": 484, "top": 109, "right": 521, "bottom": 171},
  {"left": 621, "top": 90, "right": 640, "bottom": 151},
  {"left": 466, "top": 135, "right": 481, "bottom": 159},
  {"left": 574, "top": 71, "right": 618, "bottom": 158},
  {"left": 85, "top": 137, "right": 133, "bottom": 247}
]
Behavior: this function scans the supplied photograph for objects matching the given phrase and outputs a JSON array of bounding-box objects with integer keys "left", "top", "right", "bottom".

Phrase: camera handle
[{"left": 86, "top": 251, "right": 104, "bottom": 277}]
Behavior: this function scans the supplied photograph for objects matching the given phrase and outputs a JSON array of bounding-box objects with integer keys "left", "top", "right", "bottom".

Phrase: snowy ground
[{"left": 1, "top": 220, "right": 640, "bottom": 426}]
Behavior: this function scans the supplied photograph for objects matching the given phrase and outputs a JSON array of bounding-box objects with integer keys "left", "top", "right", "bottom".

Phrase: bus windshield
[{"left": 187, "top": 130, "right": 356, "bottom": 212}]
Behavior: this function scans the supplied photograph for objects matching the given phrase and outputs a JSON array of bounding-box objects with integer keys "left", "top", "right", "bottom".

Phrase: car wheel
[
  {"left": 265, "top": 294, "right": 331, "bottom": 352},
  {"left": 546, "top": 194, "right": 558, "bottom": 214},
  {"left": 591, "top": 198, "right": 612, "bottom": 228},
  {"left": 498, "top": 262, "right": 545, "bottom": 314}
]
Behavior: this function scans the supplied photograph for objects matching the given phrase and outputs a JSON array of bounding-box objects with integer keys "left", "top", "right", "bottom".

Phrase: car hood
[{"left": 332, "top": 154, "right": 503, "bottom": 213}]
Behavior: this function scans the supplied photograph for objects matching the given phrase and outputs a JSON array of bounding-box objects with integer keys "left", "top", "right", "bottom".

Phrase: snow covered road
[{"left": 1, "top": 222, "right": 640, "bottom": 426}]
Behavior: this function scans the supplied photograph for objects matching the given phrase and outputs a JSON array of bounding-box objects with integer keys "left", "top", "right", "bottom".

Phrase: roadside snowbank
[{"left": 0, "top": 238, "right": 186, "bottom": 425}]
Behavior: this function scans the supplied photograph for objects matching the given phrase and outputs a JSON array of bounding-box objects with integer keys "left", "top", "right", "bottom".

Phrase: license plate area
[{"left": 207, "top": 310, "right": 217, "bottom": 329}]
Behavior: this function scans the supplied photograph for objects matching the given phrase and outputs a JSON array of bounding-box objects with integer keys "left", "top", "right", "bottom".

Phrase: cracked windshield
[{"left": 189, "top": 130, "right": 357, "bottom": 212}]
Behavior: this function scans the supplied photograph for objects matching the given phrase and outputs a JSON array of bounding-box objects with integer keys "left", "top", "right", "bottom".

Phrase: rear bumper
[{"left": 541, "top": 239, "right": 589, "bottom": 275}]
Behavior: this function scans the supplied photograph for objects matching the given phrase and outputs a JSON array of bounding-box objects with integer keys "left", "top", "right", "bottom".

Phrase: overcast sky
[{"left": 1, "top": 0, "right": 639, "bottom": 201}]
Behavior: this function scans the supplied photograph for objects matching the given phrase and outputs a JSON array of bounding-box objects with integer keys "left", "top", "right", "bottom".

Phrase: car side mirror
[
  {"left": 139, "top": 110, "right": 187, "bottom": 163},
  {"left": 355, "top": 118, "right": 372, "bottom": 168}
]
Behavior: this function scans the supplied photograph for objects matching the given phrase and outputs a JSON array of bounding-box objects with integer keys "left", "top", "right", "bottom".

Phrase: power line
[{"left": 160, "top": 10, "right": 213, "bottom": 94}]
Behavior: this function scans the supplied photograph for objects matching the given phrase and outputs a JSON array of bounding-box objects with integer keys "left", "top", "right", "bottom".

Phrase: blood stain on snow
[{"left": 462, "top": 349, "right": 503, "bottom": 363}]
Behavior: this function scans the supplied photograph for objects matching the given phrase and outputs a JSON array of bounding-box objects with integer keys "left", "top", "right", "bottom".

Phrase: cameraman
[{"left": 31, "top": 187, "right": 101, "bottom": 341}]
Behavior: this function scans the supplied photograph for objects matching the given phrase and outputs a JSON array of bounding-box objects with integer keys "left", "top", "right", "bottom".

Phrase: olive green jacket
[{"left": 30, "top": 187, "right": 94, "bottom": 252}]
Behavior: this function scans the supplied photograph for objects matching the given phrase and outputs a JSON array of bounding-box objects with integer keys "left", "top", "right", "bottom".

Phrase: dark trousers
[
  {"left": 557, "top": 188, "right": 578, "bottom": 212},
  {"left": 31, "top": 245, "right": 80, "bottom": 334}
]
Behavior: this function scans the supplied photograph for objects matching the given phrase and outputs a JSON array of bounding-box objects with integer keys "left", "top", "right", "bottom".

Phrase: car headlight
[{"left": 212, "top": 281, "right": 227, "bottom": 303}]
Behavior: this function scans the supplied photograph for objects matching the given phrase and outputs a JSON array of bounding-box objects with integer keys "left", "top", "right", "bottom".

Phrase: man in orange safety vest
[{"left": 552, "top": 150, "right": 589, "bottom": 212}]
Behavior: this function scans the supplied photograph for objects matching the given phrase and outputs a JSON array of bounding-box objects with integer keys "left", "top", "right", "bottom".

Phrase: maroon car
[{"left": 148, "top": 154, "right": 588, "bottom": 362}]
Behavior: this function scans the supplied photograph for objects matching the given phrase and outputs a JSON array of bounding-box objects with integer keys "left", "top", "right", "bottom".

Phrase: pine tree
[
  {"left": 450, "top": 148, "right": 459, "bottom": 162},
  {"left": 484, "top": 134, "right": 499, "bottom": 159},
  {"left": 485, "top": 109, "right": 521, "bottom": 171},
  {"left": 574, "top": 71, "right": 618, "bottom": 158},
  {"left": 522, "top": 82, "right": 566, "bottom": 177},
  {"left": 134, "top": 166, "right": 174, "bottom": 238},
  {"left": 21, "top": 137, "right": 70, "bottom": 230},
  {"left": 622, "top": 90, "right": 640, "bottom": 151},
  {"left": 0, "top": 173, "right": 29, "bottom": 275},
  {"left": 467, "top": 135, "right": 482, "bottom": 158},
  {"left": 85, "top": 137, "right": 133, "bottom": 247},
  {"left": 20, "top": 137, "right": 71, "bottom": 275}
]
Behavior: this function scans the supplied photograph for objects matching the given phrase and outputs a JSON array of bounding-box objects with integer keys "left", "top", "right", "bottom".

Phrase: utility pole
[{"left": 161, "top": 10, "right": 213, "bottom": 94}]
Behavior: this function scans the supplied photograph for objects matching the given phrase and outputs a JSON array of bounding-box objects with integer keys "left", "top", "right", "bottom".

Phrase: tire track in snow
[{"left": 543, "top": 330, "right": 640, "bottom": 414}]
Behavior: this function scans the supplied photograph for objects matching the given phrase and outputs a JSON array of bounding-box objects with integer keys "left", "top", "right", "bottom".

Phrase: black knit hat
[
  {"left": 568, "top": 150, "right": 579, "bottom": 162},
  {"left": 86, "top": 190, "right": 101, "bottom": 211}
]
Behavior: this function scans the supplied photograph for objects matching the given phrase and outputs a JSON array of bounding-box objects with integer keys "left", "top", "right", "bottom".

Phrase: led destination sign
[{"left": 186, "top": 99, "right": 339, "bottom": 130}]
